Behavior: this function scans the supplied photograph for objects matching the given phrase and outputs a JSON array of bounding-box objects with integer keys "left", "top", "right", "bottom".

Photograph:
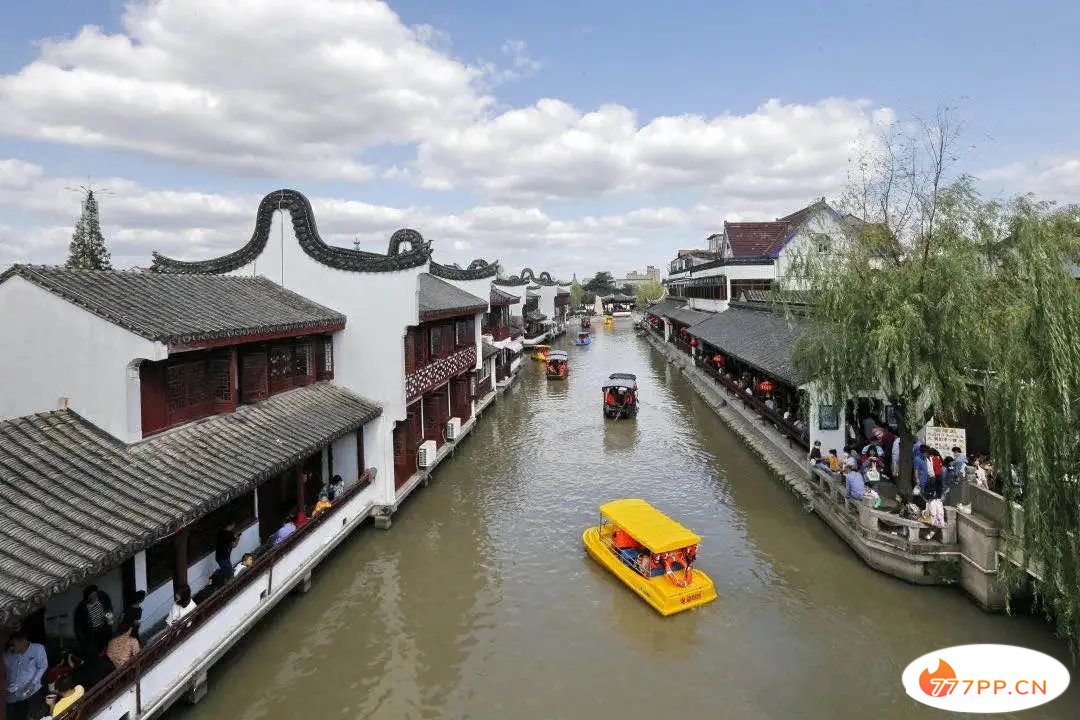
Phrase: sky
[{"left": 0, "top": 0, "right": 1078, "bottom": 277}]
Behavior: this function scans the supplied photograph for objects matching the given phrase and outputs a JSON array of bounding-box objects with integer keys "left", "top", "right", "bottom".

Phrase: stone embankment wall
[{"left": 642, "top": 330, "right": 1016, "bottom": 610}]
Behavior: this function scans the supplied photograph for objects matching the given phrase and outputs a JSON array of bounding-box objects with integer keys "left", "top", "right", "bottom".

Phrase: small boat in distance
[
  {"left": 530, "top": 344, "right": 551, "bottom": 361},
  {"left": 602, "top": 373, "right": 638, "bottom": 419},
  {"left": 575, "top": 330, "right": 592, "bottom": 346},
  {"left": 546, "top": 350, "right": 569, "bottom": 380},
  {"left": 583, "top": 499, "right": 717, "bottom": 616},
  {"left": 603, "top": 315, "right": 615, "bottom": 327}
]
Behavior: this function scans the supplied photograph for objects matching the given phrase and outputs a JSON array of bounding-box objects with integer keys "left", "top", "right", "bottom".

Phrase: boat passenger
[
  {"left": 624, "top": 390, "right": 634, "bottom": 406},
  {"left": 612, "top": 528, "right": 640, "bottom": 550},
  {"left": 605, "top": 389, "right": 616, "bottom": 406}
]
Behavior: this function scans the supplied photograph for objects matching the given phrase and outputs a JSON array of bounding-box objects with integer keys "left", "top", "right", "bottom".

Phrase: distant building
[
  {"left": 619, "top": 265, "right": 662, "bottom": 287},
  {"left": 663, "top": 198, "right": 856, "bottom": 312}
]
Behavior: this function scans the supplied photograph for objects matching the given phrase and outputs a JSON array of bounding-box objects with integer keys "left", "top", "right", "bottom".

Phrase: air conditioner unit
[
  {"left": 417, "top": 440, "right": 437, "bottom": 468},
  {"left": 446, "top": 417, "right": 462, "bottom": 441}
]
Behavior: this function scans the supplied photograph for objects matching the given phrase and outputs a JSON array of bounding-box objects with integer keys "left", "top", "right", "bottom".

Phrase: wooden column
[{"left": 173, "top": 529, "right": 190, "bottom": 590}]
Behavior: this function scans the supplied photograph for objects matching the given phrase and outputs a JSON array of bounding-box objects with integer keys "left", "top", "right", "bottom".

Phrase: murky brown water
[{"left": 173, "top": 323, "right": 1079, "bottom": 720}]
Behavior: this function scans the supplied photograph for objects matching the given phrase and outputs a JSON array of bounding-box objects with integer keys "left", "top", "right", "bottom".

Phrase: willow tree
[
  {"left": 780, "top": 111, "right": 991, "bottom": 497},
  {"left": 985, "top": 200, "right": 1080, "bottom": 644},
  {"left": 633, "top": 280, "right": 664, "bottom": 308}
]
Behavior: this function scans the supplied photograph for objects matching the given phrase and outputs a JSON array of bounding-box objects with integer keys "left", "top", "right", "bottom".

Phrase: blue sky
[{"left": 0, "top": 0, "right": 1077, "bottom": 274}]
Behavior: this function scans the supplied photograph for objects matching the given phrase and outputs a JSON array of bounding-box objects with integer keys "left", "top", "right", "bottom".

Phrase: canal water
[{"left": 174, "top": 322, "right": 1079, "bottom": 720}]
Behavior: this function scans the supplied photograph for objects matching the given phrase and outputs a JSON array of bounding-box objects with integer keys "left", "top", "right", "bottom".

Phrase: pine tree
[{"left": 65, "top": 189, "right": 112, "bottom": 270}]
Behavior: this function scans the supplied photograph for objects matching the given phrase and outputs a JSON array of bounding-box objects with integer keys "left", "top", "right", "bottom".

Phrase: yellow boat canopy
[{"left": 599, "top": 499, "right": 701, "bottom": 553}]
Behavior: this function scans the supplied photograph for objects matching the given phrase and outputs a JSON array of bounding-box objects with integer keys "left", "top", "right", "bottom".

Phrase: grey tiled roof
[
  {"left": 490, "top": 286, "right": 520, "bottom": 305},
  {"left": 0, "top": 383, "right": 380, "bottom": 626},
  {"left": 648, "top": 299, "right": 711, "bottom": 327},
  {"left": 1, "top": 265, "right": 344, "bottom": 346},
  {"left": 481, "top": 341, "right": 500, "bottom": 360},
  {"left": 524, "top": 310, "right": 547, "bottom": 322},
  {"left": 417, "top": 273, "right": 488, "bottom": 320},
  {"left": 687, "top": 306, "right": 808, "bottom": 385}
]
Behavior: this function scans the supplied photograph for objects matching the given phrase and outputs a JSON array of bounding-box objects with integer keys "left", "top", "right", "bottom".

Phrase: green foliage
[
  {"left": 569, "top": 279, "right": 585, "bottom": 308},
  {"left": 784, "top": 177, "right": 991, "bottom": 495},
  {"left": 985, "top": 200, "right": 1080, "bottom": 645},
  {"left": 583, "top": 271, "right": 615, "bottom": 293},
  {"left": 66, "top": 190, "right": 112, "bottom": 270},
  {"left": 633, "top": 280, "right": 663, "bottom": 308}
]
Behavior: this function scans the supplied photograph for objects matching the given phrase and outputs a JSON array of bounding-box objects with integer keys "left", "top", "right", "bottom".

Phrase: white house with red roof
[{"left": 665, "top": 199, "right": 854, "bottom": 313}]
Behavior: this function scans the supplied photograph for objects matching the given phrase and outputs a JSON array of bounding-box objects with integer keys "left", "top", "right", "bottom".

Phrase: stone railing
[{"left": 405, "top": 346, "right": 477, "bottom": 402}]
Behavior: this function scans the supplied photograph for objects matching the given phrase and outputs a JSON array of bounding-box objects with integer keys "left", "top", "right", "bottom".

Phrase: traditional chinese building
[{"left": 0, "top": 264, "right": 383, "bottom": 719}]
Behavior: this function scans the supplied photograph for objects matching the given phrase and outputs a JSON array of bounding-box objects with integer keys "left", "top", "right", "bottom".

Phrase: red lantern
[
  {"left": 689, "top": 338, "right": 698, "bottom": 348},
  {"left": 758, "top": 380, "right": 775, "bottom": 393},
  {"left": 713, "top": 354, "right": 725, "bottom": 366}
]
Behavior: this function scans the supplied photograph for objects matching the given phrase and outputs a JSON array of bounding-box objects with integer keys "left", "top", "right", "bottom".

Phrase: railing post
[{"left": 135, "top": 656, "right": 142, "bottom": 716}]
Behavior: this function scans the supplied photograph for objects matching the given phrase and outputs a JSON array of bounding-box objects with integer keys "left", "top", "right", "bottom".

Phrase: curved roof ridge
[{"left": 152, "top": 189, "right": 431, "bottom": 274}]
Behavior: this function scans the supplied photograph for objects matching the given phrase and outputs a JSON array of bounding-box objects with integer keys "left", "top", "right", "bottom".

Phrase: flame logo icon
[{"left": 919, "top": 659, "right": 958, "bottom": 697}]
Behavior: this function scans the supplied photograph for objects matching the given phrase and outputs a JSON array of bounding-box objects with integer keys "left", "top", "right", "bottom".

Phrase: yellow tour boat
[
  {"left": 583, "top": 498, "right": 717, "bottom": 616},
  {"left": 530, "top": 344, "right": 552, "bottom": 361},
  {"left": 603, "top": 315, "right": 615, "bottom": 326}
]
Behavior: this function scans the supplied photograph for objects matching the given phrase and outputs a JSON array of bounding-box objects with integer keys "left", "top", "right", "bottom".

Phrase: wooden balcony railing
[
  {"left": 476, "top": 376, "right": 493, "bottom": 398},
  {"left": 63, "top": 468, "right": 376, "bottom": 720},
  {"left": 405, "top": 345, "right": 477, "bottom": 402},
  {"left": 700, "top": 362, "right": 810, "bottom": 450}
]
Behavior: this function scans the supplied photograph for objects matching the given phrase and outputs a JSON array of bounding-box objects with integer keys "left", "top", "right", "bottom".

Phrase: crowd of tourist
[
  {"left": 807, "top": 414, "right": 1008, "bottom": 535},
  {"left": 4, "top": 472, "right": 354, "bottom": 720}
]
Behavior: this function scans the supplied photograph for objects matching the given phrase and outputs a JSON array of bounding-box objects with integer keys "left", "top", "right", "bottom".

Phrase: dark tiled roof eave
[
  {"left": 417, "top": 273, "right": 488, "bottom": 320},
  {"left": 152, "top": 189, "right": 431, "bottom": 275},
  {"left": 0, "top": 383, "right": 380, "bottom": 626},
  {"left": 481, "top": 342, "right": 500, "bottom": 360},
  {"left": 1, "top": 265, "right": 345, "bottom": 345},
  {"left": 490, "top": 287, "right": 520, "bottom": 306},
  {"left": 687, "top": 306, "right": 808, "bottom": 385}
]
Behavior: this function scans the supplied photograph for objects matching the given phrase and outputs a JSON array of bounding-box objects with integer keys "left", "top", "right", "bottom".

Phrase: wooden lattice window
[
  {"left": 294, "top": 342, "right": 314, "bottom": 386},
  {"left": 455, "top": 318, "right": 471, "bottom": 347},
  {"left": 240, "top": 349, "right": 268, "bottom": 403},
  {"left": 429, "top": 325, "right": 446, "bottom": 359},
  {"left": 166, "top": 360, "right": 212, "bottom": 425},
  {"left": 268, "top": 344, "right": 294, "bottom": 394},
  {"left": 209, "top": 351, "right": 236, "bottom": 412},
  {"left": 315, "top": 337, "right": 334, "bottom": 381}
]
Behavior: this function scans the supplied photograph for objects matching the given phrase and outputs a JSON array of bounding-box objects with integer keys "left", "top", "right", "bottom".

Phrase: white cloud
[
  {"left": 0, "top": 0, "right": 888, "bottom": 203},
  {"left": 415, "top": 98, "right": 892, "bottom": 200},
  {"left": 981, "top": 155, "right": 1080, "bottom": 203},
  {"left": 0, "top": 0, "right": 492, "bottom": 180}
]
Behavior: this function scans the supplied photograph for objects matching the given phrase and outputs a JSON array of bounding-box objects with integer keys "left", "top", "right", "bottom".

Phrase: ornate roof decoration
[
  {"left": 0, "top": 265, "right": 344, "bottom": 347},
  {"left": 152, "top": 189, "right": 432, "bottom": 274},
  {"left": 429, "top": 258, "right": 499, "bottom": 280},
  {"left": 493, "top": 267, "right": 564, "bottom": 287}
]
